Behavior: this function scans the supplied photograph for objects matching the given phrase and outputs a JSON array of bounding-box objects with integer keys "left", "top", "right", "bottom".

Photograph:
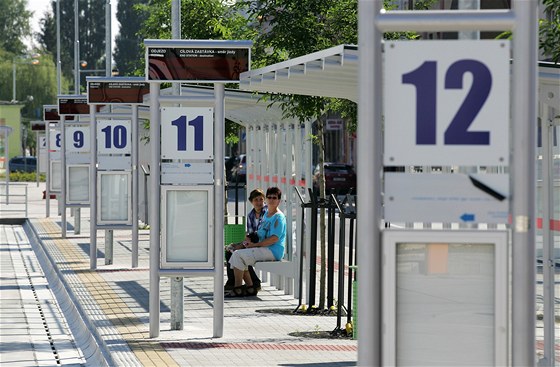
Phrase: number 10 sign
[
  {"left": 161, "top": 107, "right": 214, "bottom": 160},
  {"left": 384, "top": 40, "right": 510, "bottom": 166}
]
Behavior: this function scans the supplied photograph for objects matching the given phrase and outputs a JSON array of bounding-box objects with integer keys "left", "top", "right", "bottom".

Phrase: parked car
[
  {"left": 9, "top": 156, "right": 37, "bottom": 173},
  {"left": 230, "top": 154, "right": 246, "bottom": 184},
  {"left": 313, "top": 162, "right": 356, "bottom": 195}
]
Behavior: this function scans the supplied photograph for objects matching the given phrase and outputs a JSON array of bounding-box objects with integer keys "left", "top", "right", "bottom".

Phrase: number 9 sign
[
  {"left": 161, "top": 107, "right": 214, "bottom": 160},
  {"left": 65, "top": 124, "right": 91, "bottom": 153},
  {"left": 384, "top": 40, "right": 510, "bottom": 166}
]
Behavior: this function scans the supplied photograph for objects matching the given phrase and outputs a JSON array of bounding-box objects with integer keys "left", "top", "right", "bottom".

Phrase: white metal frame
[
  {"left": 49, "top": 160, "right": 62, "bottom": 193},
  {"left": 160, "top": 185, "right": 214, "bottom": 269},
  {"left": 382, "top": 229, "right": 508, "bottom": 366},
  {"left": 97, "top": 170, "right": 132, "bottom": 226},
  {"left": 65, "top": 164, "right": 90, "bottom": 205}
]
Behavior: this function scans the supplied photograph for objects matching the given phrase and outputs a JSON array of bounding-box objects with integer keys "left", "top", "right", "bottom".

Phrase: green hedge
[{"left": 0, "top": 172, "right": 46, "bottom": 182}]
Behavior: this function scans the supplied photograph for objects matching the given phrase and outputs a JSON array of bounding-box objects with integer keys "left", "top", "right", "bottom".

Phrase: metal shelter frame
[{"left": 238, "top": 4, "right": 551, "bottom": 366}]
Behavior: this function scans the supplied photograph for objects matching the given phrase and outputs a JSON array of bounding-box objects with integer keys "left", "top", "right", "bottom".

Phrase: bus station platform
[{"left": 1, "top": 182, "right": 358, "bottom": 366}]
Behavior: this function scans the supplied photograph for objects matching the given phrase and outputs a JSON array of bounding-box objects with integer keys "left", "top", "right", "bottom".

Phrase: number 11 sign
[
  {"left": 384, "top": 40, "right": 510, "bottom": 166},
  {"left": 161, "top": 107, "right": 214, "bottom": 160}
]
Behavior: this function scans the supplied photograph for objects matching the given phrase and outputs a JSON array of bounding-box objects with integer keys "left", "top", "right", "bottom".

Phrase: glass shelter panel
[
  {"left": 67, "top": 165, "right": 90, "bottom": 203},
  {"left": 50, "top": 161, "right": 61, "bottom": 192},
  {"left": 383, "top": 230, "right": 507, "bottom": 367},
  {"left": 396, "top": 243, "right": 494, "bottom": 366},
  {"left": 161, "top": 186, "right": 213, "bottom": 268},
  {"left": 99, "top": 172, "right": 131, "bottom": 224}
]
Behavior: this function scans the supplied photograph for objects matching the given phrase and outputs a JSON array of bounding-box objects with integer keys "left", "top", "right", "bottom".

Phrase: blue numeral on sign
[
  {"left": 171, "top": 115, "right": 204, "bottom": 151},
  {"left": 402, "top": 59, "right": 492, "bottom": 146},
  {"left": 101, "top": 125, "right": 127, "bottom": 149},
  {"left": 73, "top": 130, "right": 84, "bottom": 148}
]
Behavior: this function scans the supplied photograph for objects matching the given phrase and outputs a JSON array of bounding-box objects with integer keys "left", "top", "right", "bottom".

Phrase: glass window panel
[
  {"left": 100, "top": 174, "right": 129, "bottom": 221},
  {"left": 396, "top": 243, "right": 495, "bottom": 366},
  {"left": 165, "top": 190, "right": 208, "bottom": 263},
  {"left": 68, "top": 166, "right": 89, "bottom": 202},
  {"left": 51, "top": 161, "right": 61, "bottom": 191}
]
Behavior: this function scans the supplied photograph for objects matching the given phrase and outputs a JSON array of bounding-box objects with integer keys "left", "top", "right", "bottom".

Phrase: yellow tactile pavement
[{"left": 36, "top": 218, "right": 179, "bottom": 367}]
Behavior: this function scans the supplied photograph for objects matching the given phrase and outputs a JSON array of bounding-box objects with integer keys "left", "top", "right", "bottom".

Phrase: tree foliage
[
  {"left": 136, "top": 0, "right": 255, "bottom": 143},
  {"left": 38, "top": 0, "right": 107, "bottom": 89},
  {"left": 540, "top": 0, "right": 560, "bottom": 63},
  {"left": 0, "top": 0, "right": 32, "bottom": 55},
  {"left": 114, "top": 0, "right": 148, "bottom": 76}
]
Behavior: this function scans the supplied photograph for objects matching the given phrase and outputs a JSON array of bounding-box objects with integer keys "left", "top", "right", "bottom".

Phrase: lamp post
[{"left": 12, "top": 54, "right": 40, "bottom": 103}]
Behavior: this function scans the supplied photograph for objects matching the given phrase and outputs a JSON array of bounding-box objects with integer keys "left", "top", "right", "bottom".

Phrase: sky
[{"left": 25, "top": 0, "right": 120, "bottom": 51}]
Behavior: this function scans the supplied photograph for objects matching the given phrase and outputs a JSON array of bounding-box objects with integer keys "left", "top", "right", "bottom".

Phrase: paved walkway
[{"left": 1, "top": 182, "right": 358, "bottom": 366}]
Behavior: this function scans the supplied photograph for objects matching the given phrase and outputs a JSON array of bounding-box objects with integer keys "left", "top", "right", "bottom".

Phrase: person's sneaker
[
  {"left": 254, "top": 283, "right": 261, "bottom": 292},
  {"left": 224, "top": 283, "right": 235, "bottom": 291}
]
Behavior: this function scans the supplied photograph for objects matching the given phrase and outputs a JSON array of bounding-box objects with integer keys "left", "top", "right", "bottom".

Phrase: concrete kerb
[{"left": 23, "top": 219, "right": 118, "bottom": 367}]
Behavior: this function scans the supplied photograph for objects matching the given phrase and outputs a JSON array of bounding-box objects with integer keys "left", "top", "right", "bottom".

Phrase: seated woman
[
  {"left": 227, "top": 187, "right": 286, "bottom": 297},
  {"left": 224, "top": 188, "right": 266, "bottom": 291}
]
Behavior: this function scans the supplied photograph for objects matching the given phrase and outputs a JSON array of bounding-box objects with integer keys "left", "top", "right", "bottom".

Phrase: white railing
[{"left": 0, "top": 182, "right": 28, "bottom": 218}]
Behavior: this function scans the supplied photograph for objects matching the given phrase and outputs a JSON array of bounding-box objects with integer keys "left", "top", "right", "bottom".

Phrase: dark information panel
[
  {"left": 43, "top": 106, "right": 74, "bottom": 121},
  {"left": 147, "top": 47, "right": 249, "bottom": 82},
  {"left": 88, "top": 81, "right": 149, "bottom": 104},
  {"left": 31, "top": 121, "right": 46, "bottom": 131},
  {"left": 58, "top": 97, "right": 90, "bottom": 115}
]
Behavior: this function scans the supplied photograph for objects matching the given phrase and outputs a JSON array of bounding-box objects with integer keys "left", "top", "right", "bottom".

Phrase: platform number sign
[
  {"left": 65, "top": 124, "right": 91, "bottom": 153},
  {"left": 49, "top": 128, "right": 61, "bottom": 152},
  {"left": 384, "top": 40, "right": 510, "bottom": 166},
  {"left": 161, "top": 107, "right": 214, "bottom": 160},
  {"left": 97, "top": 120, "right": 131, "bottom": 154}
]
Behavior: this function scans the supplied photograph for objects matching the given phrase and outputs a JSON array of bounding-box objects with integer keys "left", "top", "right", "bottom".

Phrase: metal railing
[{"left": 0, "top": 182, "right": 28, "bottom": 218}]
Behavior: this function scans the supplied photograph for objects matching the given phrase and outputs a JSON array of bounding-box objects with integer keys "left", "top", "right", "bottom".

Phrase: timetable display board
[
  {"left": 58, "top": 96, "right": 90, "bottom": 115},
  {"left": 88, "top": 79, "right": 149, "bottom": 104},
  {"left": 43, "top": 105, "right": 74, "bottom": 121},
  {"left": 145, "top": 40, "right": 251, "bottom": 82}
]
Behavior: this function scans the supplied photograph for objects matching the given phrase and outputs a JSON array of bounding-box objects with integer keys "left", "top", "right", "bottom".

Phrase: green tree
[
  {"left": 114, "top": 0, "right": 148, "bottom": 76},
  {"left": 0, "top": 0, "right": 32, "bottom": 55},
  {"left": 138, "top": 0, "right": 253, "bottom": 46},
  {"left": 37, "top": 0, "right": 108, "bottom": 90},
  {"left": 240, "top": 0, "right": 434, "bottom": 310},
  {"left": 540, "top": 0, "right": 560, "bottom": 63},
  {"left": 136, "top": 0, "right": 254, "bottom": 144}
]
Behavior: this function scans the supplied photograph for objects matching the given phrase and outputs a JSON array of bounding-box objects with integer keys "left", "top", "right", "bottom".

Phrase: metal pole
[
  {"left": 4, "top": 129, "right": 9, "bottom": 205},
  {"left": 74, "top": 0, "right": 79, "bottom": 94},
  {"left": 169, "top": 0, "right": 183, "bottom": 331},
  {"left": 358, "top": 1, "right": 382, "bottom": 365},
  {"left": 46, "top": 124, "right": 50, "bottom": 217},
  {"left": 75, "top": 208, "right": 81, "bottom": 235},
  {"left": 105, "top": 229, "right": 113, "bottom": 265},
  {"left": 12, "top": 62, "right": 16, "bottom": 102},
  {"left": 90, "top": 104, "right": 97, "bottom": 270},
  {"left": 458, "top": 0, "right": 480, "bottom": 39},
  {"left": 539, "top": 107, "right": 554, "bottom": 366},
  {"left": 105, "top": 0, "right": 112, "bottom": 77},
  {"left": 61, "top": 115, "right": 67, "bottom": 238},
  {"left": 132, "top": 105, "right": 139, "bottom": 268},
  {"left": 36, "top": 131, "right": 39, "bottom": 187},
  {"left": 56, "top": 0, "right": 61, "bottom": 94},
  {"left": 213, "top": 83, "right": 225, "bottom": 338},
  {"left": 511, "top": 1, "right": 538, "bottom": 366},
  {"left": 149, "top": 82, "right": 161, "bottom": 338}
]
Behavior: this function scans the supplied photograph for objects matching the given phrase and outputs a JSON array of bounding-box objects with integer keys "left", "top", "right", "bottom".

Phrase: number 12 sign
[
  {"left": 384, "top": 40, "right": 510, "bottom": 166},
  {"left": 161, "top": 107, "right": 214, "bottom": 160}
]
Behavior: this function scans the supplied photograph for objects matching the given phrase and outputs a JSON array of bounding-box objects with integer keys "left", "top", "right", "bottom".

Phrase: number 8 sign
[
  {"left": 384, "top": 40, "right": 510, "bottom": 166},
  {"left": 161, "top": 107, "right": 214, "bottom": 160}
]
